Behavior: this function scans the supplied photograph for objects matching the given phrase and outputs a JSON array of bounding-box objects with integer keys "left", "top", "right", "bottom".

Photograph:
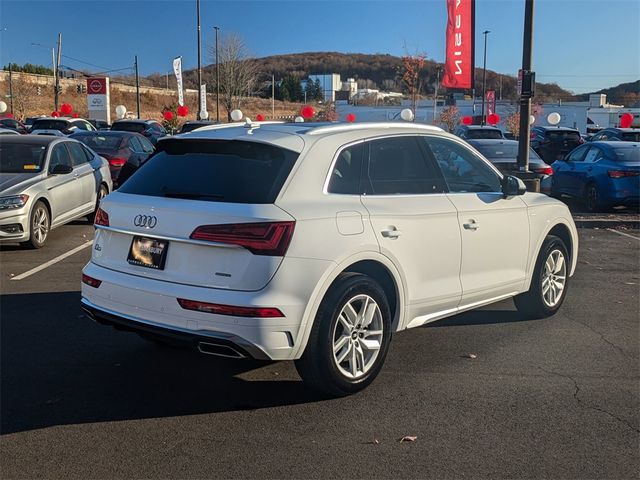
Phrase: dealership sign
[
  {"left": 442, "top": 0, "right": 475, "bottom": 89},
  {"left": 86, "top": 77, "right": 111, "bottom": 123}
]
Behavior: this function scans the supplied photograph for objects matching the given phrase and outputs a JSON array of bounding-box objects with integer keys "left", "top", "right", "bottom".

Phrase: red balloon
[
  {"left": 256, "top": 113, "right": 265, "bottom": 121},
  {"left": 5, "top": 113, "right": 13, "bottom": 118},
  {"left": 345, "top": 113, "right": 356, "bottom": 123},
  {"left": 60, "top": 103, "right": 73, "bottom": 115},
  {"left": 301, "top": 105, "right": 315, "bottom": 119},
  {"left": 619, "top": 112, "right": 633, "bottom": 128},
  {"left": 487, "top": 113, "right": 500, "bottom": 125},
  {"left": 51, "top": 111, "right": 60, "bottom": 118},
  {"left": 177, "top": 105, "right": 189, "bottom": 117},
  {"left": 72, "top": 113, "right": 79, "bottom": 118},
  {"left": 163, "top": 110, "right": 174, "bottom": 121},
  {"left": 462, "top": 116, "right": 473, "bottom": 125}
]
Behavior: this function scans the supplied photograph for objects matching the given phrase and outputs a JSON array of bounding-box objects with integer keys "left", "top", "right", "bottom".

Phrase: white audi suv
[{"left": 81, "top": 121, "right": 578, "bottom": 396}]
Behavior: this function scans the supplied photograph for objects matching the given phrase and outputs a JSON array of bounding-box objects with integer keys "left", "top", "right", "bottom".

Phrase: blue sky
[{"left": 1, "top": 0, "right": 638, "bottom": 93}]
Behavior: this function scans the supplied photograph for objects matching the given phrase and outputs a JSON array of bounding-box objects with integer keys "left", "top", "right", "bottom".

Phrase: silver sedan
[{"left": 0, "top": 135, "right": 112, "bottom": 248}]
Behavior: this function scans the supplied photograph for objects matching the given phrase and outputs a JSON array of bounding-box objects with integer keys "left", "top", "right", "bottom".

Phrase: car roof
[
  {"left": 0, "top": 134, "right": 61, "bottom": 145},
  {"left": 175, "top": 121, "right": 445, "bottom": 153},
  {"left": 590, "top": 141, "right": 640, "bottom": 149},
  {"left": 71, "top": 130, "right": 136, "bottom": 137},
  {"left": 534, "top": 125, "right": 579, "bottom": 132},
  {"left": 463, "top": 125, "right": 501, "bottom": 130},
  {"left": 601, "top": 127, "right": 638, "bottom": 132}
]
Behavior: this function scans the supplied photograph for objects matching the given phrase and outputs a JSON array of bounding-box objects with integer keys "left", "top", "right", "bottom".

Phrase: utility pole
[
  {"left": 271, "top": 74, "right": 275, "bottom": 119},
  {"left": 480, "top": 30, "right": 490, "bottom": 126},
  {"left": 54, "top": 32, "right": 62, "bottom": 111},
  {"left": 196, "top": 0, "right": 203, "bottom": 120},
  {"left": 499, "top": 75, "right": 503, "bottom": 101},
  {"left": 214, "top": 26, "right": 220, "bottom": 122},
  {"left": 517, "top": 0, "right": 535, "bottom": 174},
  {"left": 433, "top": 66, "right": 441, "bottom": 123},
  {"left": 134, "top": 55, "right": 141, "bottom": 119},
  {"left": 8, "top": 64, "right": 13, "bottom": 114}
]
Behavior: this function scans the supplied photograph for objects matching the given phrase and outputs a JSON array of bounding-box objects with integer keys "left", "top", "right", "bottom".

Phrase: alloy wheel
[
  {"left": 332, "top": 294, "right": 384, "bottom": 379},
  {"left": 542, "top": 249, "right": 566, "bottom": 307},
  {"left": 32, "top": 206, "right": 49, "bottom": 245}
]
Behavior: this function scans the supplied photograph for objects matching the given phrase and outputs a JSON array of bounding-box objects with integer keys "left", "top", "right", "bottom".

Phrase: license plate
[{"left": 127, "top": 236, "right": 169, "bottom": 270}]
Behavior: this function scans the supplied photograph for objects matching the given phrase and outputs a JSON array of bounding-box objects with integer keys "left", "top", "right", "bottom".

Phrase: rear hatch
[
  {"left": 92, "top": 138, "right": 300, "bottom": 291},
  {"left": 545, "top": 129, "right": 581, "bottom": 157}
]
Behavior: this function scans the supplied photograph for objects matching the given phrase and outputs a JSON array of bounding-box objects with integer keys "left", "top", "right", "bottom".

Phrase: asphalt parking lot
[{"left": 1, "top": 221, "right": 638, "bottom": 479}]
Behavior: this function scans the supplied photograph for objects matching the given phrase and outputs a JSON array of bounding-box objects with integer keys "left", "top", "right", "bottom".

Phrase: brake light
[
  {"left": 533, "top": 166, "right": 554, "bottom": 175},
  {"left": 82, "top": 274, "right": 102, "bottom": 288},
  {"left": 608, "top": 170, "right": 640, "bottom": 178},
  {"left": 177, "top": 298, "right": 284, "bottom": 318},
  {"left": 108, "top": 157, "right": 126, "bottom": 167},
  {"left": 190, "top": 221, "right": 295, "bottom": 256},
  {"left": 578, "top": 137, "right": 585, "bottom": 144},
  {"left": 94, "top": 207, "right": 109, "bottom": 226}
]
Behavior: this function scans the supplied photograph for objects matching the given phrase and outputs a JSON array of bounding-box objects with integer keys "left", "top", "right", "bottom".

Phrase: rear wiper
[{"left": 162, "top": 191, "right": 224, "bottom": 200}]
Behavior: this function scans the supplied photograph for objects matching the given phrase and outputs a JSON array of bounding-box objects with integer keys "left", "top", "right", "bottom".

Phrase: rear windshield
[
  {"left": 31, "top": 119, "right": 69, "bottom": 132},
  {"left": 547, "top": 130, "right": 580, "bottom": 142},
  {"left": 118, "top": 139, "right": 299, "bottom": 204},
  {"left": 0, "top": 141, "right": 48, "bottom": 173},
  {"left": 180, "top": 123, "right": 211, "bottom": 133},
  {"left": 74, "top": 134, "right": 123, "bottom": 151},
  {"left": 466, "top": 129, "right": 503, "bottom": 140},
  {"left": 111, "top": 122, "right": 146, "bottom": 133},
  {"left": 611, "top": 146, "right": 640, "bottom": 162},
  {"left": 475, "top": 144, "right": 542, "bottom": 161},
  {"left": 621, "top": 132, "right": 640, "bottom": 142}
]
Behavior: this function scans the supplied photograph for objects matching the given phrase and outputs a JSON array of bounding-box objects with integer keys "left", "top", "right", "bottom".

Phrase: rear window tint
[
  {"left": 118, "top": 139, "right": 298, "bottom": 204},
  {"left": 547, "top": 131, "right": 580, "bottom": 142},
  {"left": 74, "top": 134, "right": 122, "bottom": 150},
  {"left": 611, "top": 146, "right": 640, "bottom": 162},
  {"left": 466, "top": 129, "right": 503, "bottom": 140},
  {"left": 32, "top": 120, "right": 69, "bottom": 132},
  {"left": 621, "top": 132, "right": 640, "bottom": 142},
  {"left": 111, "top": 122, "right": 146, "bottom": 133}
]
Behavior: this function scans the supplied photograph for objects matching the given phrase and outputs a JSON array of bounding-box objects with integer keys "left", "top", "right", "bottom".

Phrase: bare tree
[
  {"left": 10, "top": 76, "right": 41, "bottom": 120},
  {"left": 208, "top": 33, "right": 259, "bottom": 121}
]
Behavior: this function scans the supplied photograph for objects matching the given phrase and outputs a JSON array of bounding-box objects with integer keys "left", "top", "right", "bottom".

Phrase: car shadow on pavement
[{"left": 0, "top": 291, "right": 325, "bottom": 435}]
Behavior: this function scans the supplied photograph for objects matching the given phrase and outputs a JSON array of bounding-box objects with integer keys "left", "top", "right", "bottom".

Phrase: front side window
[
  {"left": 66, "top": 142, "right": 89, "bottom": 167},
  {"left": 49, "top": 144, "right": 73, "bottom": 171},
  {"left": 583, "top": 147, "right": 603, "bottom": 163},
  {"left": 327, "top": 143, "right": 364, "bottom": 194},
  {"left": 423, "top": 137, "right": 502, "bottom": 193},
  {"left": 128, "top": 136, "right": 144, "bottom": 153},
  {"left": 364, "top": 136, "right": 446, "bottom": 195}
]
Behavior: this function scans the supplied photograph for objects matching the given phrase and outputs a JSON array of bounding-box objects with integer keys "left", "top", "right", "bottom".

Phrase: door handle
[
  {"left": 463, "top": 220, "right": 479, "bottom": 231},
  {"left": 381, "top": 227, "right": 402, "bottom": 239}
]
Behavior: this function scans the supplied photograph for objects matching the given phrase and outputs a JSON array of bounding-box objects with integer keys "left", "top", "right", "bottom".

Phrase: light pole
[
  {"left": 196, "top": 0, "right": 204, "bottom": 120},
  {"left": 214, "top": 26, "right": 220, "bottom": 122},
  {"left": 480, "top": 30, "right": 490, "bottom": 126}
]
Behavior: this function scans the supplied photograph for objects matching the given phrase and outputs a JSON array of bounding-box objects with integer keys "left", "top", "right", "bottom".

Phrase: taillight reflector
[
  {"left": 533, "top": 166, "right": 554, "bottom": 175},
  {"left": 190, "top": 221, "right": 295, "bottom": 256},
  {"left": 177, "top": 298, "right": 284, "bottom": 318},
  {"left": 108, "top": 157, "right": 127, "bottom": 167},
  {"left": 82, "top": 274, "right": 102, "bottom": 288},
  {"left": 94, "top": 207, "right": 109, "bottom": 226},
  {"left": 608, "top": 170, "right": 640, "bottom": 179}
]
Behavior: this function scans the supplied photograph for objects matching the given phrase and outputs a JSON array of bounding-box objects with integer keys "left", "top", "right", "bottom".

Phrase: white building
[{"left": 308, "top": 73, "right": 341, "bottom": 102}]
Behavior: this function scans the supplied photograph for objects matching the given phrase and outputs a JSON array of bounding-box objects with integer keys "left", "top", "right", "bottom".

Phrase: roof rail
[
  {"left": 193, "top": 120, "right": 285, "bottom": 133},
  {"left": 305, "top": 122, "right": 444, "bottom": 136}
]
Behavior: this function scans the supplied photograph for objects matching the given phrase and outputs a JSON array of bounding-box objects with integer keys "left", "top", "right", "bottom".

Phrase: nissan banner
[
  {"left": 442, "top": 0, "right": 475, "bottom": 89},
  {"left": 173, "top": 56, "right": 184, "bottom": 106}
]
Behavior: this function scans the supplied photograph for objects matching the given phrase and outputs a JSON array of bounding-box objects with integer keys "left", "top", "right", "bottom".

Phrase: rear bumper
[{"left": 81, "top": 298, "right": 269, "bottom": 359}]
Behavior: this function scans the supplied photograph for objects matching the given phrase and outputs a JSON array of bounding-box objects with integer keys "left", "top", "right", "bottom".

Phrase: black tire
[
  {"left": 295, "top": 273, "right": 392, "bottom": 397},
  {"left": 514, "top": 235, "right": 569, "bottom": 319},
  {"left": 87, "top": 183, "right": 108, "bottom": 223},
  {"left": 20, "top": 201, "right": 50, "bottom": 249},
  {"left": 584, "top": 182, "right": 604, "bottom": 213}
]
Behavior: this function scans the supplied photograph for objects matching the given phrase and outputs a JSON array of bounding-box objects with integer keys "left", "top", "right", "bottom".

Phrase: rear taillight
[
  {"left": 190, "top": 221, "right": 295, "bottom": 256},
  {"left": 82, "top": 274, "right": 102, "bottom": 288},
  {"left": 108, "top": 157, "right": 126, "bottom": 167},
  {"left": 177, "top": 298, "right": 284, "bottom": 318},
  {"left": 94, "top": 207, "right": 109, "bottom": 226},
  {"left": 608, "top": 170, "right": 640, "bottom": 179},
  {"left": 533, "top": 166, "right": 554, "bottom": 175},
  {"left": 578, "top": 137, "right": 585, "bottom": 144}
]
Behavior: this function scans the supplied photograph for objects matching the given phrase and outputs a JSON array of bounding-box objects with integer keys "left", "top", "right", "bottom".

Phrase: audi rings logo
[{"left": 134, "top": 215, "right": 157, "bottom": 229}]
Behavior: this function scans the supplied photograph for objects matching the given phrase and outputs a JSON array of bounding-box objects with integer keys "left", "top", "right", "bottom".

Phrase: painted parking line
[
  {"left": 606, "top": 228, "right": 640, "bottom": 241},
  {"left": 11, "top": 240, "right": 94, "bottom": 281}
]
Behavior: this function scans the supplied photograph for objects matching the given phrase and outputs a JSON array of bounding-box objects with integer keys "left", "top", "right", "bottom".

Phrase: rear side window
[
  {"left": 112, "top": 122, "right": 145, "bottom": 133},
  {"left": 621, "top": 132, "right": 640, "bottom": 142},
  {"left": 364, "top": 136, "right": 446, "bottom": 195},
  {"left": 328, "top": 143, "right": 364, "bottom": 194},
  {"left": 118, "top": 139, "right": 299, "bottom": 204},
  {"left": 547, "top": 130, "right": 580, "bottom": 142}
]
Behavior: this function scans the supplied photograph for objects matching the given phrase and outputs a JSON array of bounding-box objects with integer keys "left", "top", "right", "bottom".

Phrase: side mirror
[
  {"left": 50, "top": 164, "right": 73, "bottom": 175},
  {"left": 501, "top": 175, "right": 527, "bottom": 197}
]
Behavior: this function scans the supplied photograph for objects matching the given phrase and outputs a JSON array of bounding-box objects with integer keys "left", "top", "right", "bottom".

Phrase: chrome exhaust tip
[{"left": 198, "top": 341, "right": 246, "bottom": 359}]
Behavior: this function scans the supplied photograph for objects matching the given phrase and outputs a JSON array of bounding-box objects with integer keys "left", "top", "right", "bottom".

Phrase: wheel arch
[{"left": 292, "top": 252, "right": 406, "bottom": 359}]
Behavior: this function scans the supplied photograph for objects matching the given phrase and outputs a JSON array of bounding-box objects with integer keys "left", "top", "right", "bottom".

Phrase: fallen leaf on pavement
[
  {"left": 463, "top": 353, "right": 477, "bottom": 359},
  {"left": 399, "top": 436, "right": 417, "bottom": 442}
]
